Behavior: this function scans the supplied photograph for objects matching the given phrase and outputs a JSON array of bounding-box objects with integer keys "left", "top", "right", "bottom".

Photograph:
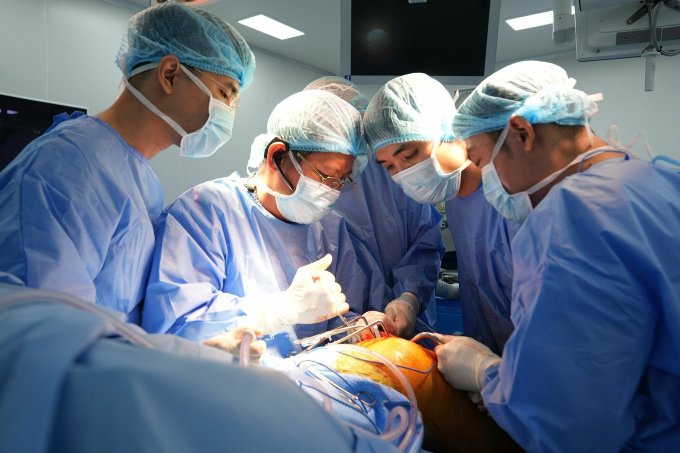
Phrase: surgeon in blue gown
[
  {"left": 0, "top": 280, "right": 397, "bottom": 453},
  {"left": 436, "top": 60, "right": 680, "bottom": 451},
  {"left": 144, "top": 90, "right": 378, "bottom": 343},
  {"left": 0, "top": 3, "right": 255, "bottom": 323},
  {"left": 362, "top": 73, "right": 517, "bottom": 353},
  {"left": 302, "top": 76, "right": 445, "bottom": 338}
]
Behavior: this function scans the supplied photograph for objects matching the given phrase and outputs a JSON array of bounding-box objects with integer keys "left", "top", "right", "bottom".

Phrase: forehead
[
  {"left": 374, "top": 141, "right": 427, "bottom": 161},
  {"left": 306, "top": 152, "right": 354, "bottom": 170},
  {"left": 204, "top": 71, "right": 240, "bottom": 91},
  {"left": 464, "top": 133, "right": 496, "bottom": 154}
]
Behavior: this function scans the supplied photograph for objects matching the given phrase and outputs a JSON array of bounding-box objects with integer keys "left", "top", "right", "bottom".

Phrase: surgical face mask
[
  {"left": 124, "top": 64, "right": 236, "bottom": 158},
  {"left": 482, "top": 125, "right": 618, "bottom": 222},
  {"left": 391, "top": 141, "right": 472, "bottom": 204},
  {"left": 259, "top": 151, "right": 341, "bottom": 224}
]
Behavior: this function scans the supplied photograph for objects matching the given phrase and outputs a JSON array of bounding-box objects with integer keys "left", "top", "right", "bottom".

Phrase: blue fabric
[
  {"left": 452, "top": 61, "right": 599, "bottom": 140},
  {"left": 0, "top": 113, "right": 163, "bottom": 324},
  {"left": 0, "top": 284, "right": 396, "bottom": 453},
  {"left": 482, "top": 157, "right": 680, "bottom": 451},
  {"left": 117, "top": 2, "right": 255, "bottom": 89},
  {"left": 143, "top": 173, "right": 380, "bottom": 341},
  {"left": 335, "top": 159, "right": 444, "bottom": 325},
  {"left": 363, "top": 73, "right": 457, "bottom": 154},
  {"left": 445, "top": 185, "right": 519, "bottom": 354},
  {"left": 266, "top": 90, "right": 366, "bottom": 156},
  {"left": 288, "top": 367, "right": 424, "bottom": 453}
]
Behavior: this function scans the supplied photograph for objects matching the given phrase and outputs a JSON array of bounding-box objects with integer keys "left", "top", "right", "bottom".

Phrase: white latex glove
[
  {"left": 203, "top": 327, "right": 267, "bottom": 361},
  {"left": 383, "top": 292, "right": 419, "bottom": 338},
  {"left": 244, "top": 254, "right": 349, "bottom": 334},
  {"left": 435, "top": 335, "right": 501, "bottom": 392}
]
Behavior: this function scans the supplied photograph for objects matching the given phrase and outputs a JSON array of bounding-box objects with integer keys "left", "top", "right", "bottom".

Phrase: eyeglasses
[
  {"left": 193, "top": 68, "right": 240, "bottom": 109},
  {"left": 295, "top": 152, "right": 354, "bottom": 190}
]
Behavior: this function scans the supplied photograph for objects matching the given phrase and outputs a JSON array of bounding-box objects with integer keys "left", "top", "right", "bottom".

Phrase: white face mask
[
  {"left": 482, "top": 125, "right": 623, "bottom": 222},
  {"left": 391, "top": 141, "right": 472, "bottom": 204},
  {"left": 258, "top": 151, "right": 341, "bottom": 224},
  {"left": 124, "top": 63, "right": 235, "bottom": 158}
]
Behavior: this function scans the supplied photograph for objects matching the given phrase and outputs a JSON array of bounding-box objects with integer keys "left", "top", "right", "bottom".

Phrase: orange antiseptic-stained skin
[{"left": 335, "top": 336, "right": 521, "bottom": 453}]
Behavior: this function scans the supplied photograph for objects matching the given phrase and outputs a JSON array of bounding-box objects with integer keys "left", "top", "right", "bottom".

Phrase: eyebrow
[
  {"left": 317, "top": 162, "right": 351, "bottom": 178},
  {"left": 375, "top": 143, "right": 412, "bottom": 165}
]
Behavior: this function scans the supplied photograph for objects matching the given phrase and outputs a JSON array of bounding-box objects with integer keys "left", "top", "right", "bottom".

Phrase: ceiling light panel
[{"left": 239, "top": 14, "right": 304, "bottom": 40}]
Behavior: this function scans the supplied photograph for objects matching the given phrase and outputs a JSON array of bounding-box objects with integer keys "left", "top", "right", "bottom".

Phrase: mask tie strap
[{"left": 123, "top": 64, "right": 188, "bottom": 138}]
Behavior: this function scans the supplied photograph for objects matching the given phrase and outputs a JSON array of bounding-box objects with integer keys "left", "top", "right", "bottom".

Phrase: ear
[
  {"left": 508, "top": 116, "right": 535, "bottom": 153},
  {"left": 265, "top": 142, "right": 289, "bottom": 170},
  {"left": 156, "top": 55, "right": 182, "bottom": 95}
]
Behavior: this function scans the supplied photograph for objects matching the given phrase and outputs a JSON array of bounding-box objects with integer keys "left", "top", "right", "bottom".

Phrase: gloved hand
[
  {"left": 244, "top": 254, "right": 349, "bottom": 334},
  {"left": 203, "top": 327, "right": 267, "bottom": 362},
  {"left": 361, "top": 310, "right": 387, "bottom": 326},
  {"left": 435, "top": 335, "right": 501, "bottom": 392},
  {"left": 383, "top": 292, "right": 419, "bottom": 338}
]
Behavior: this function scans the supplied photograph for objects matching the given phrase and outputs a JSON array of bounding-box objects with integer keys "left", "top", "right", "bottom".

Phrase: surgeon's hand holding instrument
[
  {"left": 242, "top": 254, "right": 349, "bottom": 334},
  {"left": 435, "top": 335, "right": 501, "bottom": 392},
  {"left": 383, "top": 292, "right": 419, "bottom": 338},
  {"left": 203, "top": 327, "right": 266, "bottom": 366}
]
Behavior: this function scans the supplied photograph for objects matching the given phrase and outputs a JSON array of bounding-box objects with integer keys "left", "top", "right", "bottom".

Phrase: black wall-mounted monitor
[
  {"left": 0, "top": 93, "right": 87, "bottom": 171},
  {"left": 340, "top": 0, "right": 500, "bottom": 86}
]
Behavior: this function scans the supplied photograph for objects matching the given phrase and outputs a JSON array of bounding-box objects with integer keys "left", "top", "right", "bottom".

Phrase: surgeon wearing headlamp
[{"left": 143, "top": 90, "right": 380, "bottom": 352}]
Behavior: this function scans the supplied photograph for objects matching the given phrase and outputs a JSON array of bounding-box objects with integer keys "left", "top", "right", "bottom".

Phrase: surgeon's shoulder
[
  {"left": 169, "top": 173, "right": 247, "bottom": 214},
  {"left": 20, "top": 116, "right": 118, "bottom": 175}
]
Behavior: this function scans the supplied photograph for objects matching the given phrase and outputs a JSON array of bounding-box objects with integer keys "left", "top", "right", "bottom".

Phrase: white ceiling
[{"left": 124, "top": 0, "right": 576, "bottom": 76}]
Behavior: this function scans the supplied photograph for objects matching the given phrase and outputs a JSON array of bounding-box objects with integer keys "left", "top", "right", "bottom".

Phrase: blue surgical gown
[
  {"left": 0, "top": 113, "right": 163, "bottom": 324},
  {"left": 482, "top": 156, "right": 680, "bottom": 451},
  {"left": 334, "top": 159, "right": 445, "bottom": 325},
  {"left": 0, "top": 283, "right": 397, "bottom": 453},
  {"left": 143, "top": 173, "right": 378, "bottom": 341},
  {"left": 445, "top": 186, "right": 519, "bottom": 354}
]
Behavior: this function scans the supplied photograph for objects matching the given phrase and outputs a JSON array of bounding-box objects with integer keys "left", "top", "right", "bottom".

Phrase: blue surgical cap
[
  {"left": 363, "top": 73, "right": 457, "bottom": 154},
  {"left": 268, "top": 90, "right": 365, "bottom": 155},
  {"left": 116, "top": 2, "right": 256, "bottom": 90},
  {"left": 304, "top": 76, "right": 369, "bottom": 113},
  {"left": 453, "top": 61, "right": 600, "bottom": 140},
  {"left": 247, "top": 90, "right": 366, "bottom": 174}
]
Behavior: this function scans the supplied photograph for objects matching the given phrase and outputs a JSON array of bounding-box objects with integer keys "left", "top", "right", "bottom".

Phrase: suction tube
[{"left": 324, "top": 343, "right": 419, "bottom": 451}]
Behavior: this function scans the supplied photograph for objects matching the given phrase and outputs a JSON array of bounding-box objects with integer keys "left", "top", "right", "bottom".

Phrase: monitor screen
[
  {"left": 0, "top": 93, "right": 87, "bottom": 171},
  {"left": 340, "top": 0, "right": 500, "bottom": 86}
]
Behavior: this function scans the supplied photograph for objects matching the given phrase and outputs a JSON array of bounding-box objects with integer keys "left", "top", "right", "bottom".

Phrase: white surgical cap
[
  {"left": 304, "top": 76, "right": 369, "bottom": 113},
  {"left": 453, "top": 61, "right": 600, "bottom": 140},
  {"left": 363, "top": 73, "right": 457, "bottom": 155},
  {"left": 116, "top": 2, "right": 256, "bottom": 89},
  {"left": 247, "top": 90, "right": 366, "bottom": 175}
]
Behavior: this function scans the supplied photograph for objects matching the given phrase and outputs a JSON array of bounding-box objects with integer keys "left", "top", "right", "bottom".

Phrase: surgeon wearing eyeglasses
[{"left": 143, "top": 90, "right": 376, "bottom": 353}]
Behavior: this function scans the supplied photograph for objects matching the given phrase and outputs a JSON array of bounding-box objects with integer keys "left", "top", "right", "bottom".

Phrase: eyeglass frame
[
  {"left": 267, "top": 139, "right": 355, "bottom": 192},
  {"left": 191, "top": 67, "right": 240, "bottom": 109},
  {"left": 295, "top": 152, "right": 354, "bottom": 191}
]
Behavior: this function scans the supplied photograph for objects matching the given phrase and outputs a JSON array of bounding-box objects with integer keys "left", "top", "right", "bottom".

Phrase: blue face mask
[
  {"left": 124, "top": 64, "right": 236, "bottom": 158},
  {"left": 391, "top": 141, "right": 471, "bottom": 204},
  {"left": 482, "top": 125, "right": 622, "bottom": 222}
]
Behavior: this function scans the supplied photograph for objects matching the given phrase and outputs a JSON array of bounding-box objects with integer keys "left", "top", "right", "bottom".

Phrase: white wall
[
  {"left": 547, "top": 54, "right": 680, "bottom": 161},
  {"left": 0, "top": 0, "right": 327, "bottom": 205}
]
